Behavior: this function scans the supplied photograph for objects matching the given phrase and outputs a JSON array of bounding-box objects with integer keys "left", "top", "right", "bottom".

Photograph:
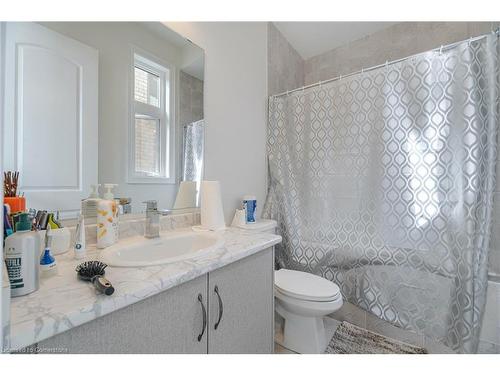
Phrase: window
[{"left": 129, "top": 51, "right": 174, "bottom": 183}]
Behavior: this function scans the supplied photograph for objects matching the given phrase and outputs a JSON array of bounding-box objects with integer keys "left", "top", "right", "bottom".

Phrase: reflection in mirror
[{"left": 1, "top": 22, "right": 204, "bottom": 219}]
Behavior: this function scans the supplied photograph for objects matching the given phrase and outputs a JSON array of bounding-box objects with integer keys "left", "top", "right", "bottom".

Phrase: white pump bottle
[{"left": 96, "top": 184, "right": 119, "bottom": 248}]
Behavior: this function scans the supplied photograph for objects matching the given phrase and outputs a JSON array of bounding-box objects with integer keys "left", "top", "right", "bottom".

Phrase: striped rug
[{"left": 325, "top": 321, "right": 428, "bottom": 354}]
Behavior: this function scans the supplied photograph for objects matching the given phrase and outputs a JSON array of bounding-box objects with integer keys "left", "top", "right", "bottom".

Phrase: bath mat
[{"left": 325, "top": 321, "right": 428, "bottom": 354}]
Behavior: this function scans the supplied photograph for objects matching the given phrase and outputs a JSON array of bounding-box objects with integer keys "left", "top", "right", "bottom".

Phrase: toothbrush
[{"left": 4, "top": 204, "right": 13, "bottom": 237}]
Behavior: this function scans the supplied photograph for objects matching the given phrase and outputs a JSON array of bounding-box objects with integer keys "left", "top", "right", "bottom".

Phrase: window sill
[{"left": 127, "top": 176, "right": 176, "bottom": 185}]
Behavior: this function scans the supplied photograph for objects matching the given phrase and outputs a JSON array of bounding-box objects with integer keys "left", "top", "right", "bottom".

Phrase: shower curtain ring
[{"left": 439, "top": 45, "right": 444, "bottom": 55}]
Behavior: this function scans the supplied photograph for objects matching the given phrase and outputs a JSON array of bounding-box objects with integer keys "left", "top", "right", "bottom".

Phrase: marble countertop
[{"left": 8, "top": 227, "right": 281, "bottom": 351}]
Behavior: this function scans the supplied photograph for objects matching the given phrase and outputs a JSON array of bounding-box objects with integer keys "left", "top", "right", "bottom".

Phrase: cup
[
  {"left": 231, "top": 209, "right": 246, "bottom": 227},
  {"left": 48, "top": 228, "right": 71, "bottom": 255},
  {"left": 243, "top": 195, "right": 257, "bottom": 224}
]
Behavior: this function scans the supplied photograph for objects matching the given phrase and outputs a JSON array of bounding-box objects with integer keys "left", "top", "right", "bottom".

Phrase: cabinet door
[
  {"left": 208, "top": 248, "right": 274, "bottom": 353},
  {"left": 36, "top": 275, "right": 208, "bottom": 354}
]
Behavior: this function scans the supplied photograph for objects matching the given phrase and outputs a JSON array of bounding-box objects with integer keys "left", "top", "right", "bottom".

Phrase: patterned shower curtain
[
  {"left": 181, "top": 119, "right": 204, "bottom": 206},
  {"left": 182, "top": 119, "right": 205, "bottom": 182},
  {"left": 264, "top": 35, "right": 499, "bottom": 353}
]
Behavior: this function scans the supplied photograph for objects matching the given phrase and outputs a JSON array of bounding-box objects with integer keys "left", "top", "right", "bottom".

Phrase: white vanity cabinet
[
  {"left": 208, "top": 248, "right": 274, "bottom": 353},
  {"left": 36, "top": 274, "right": 209, "bottom": 354},
  {"left": 35, "top": 248, "right": 274, "bottom": 354}
]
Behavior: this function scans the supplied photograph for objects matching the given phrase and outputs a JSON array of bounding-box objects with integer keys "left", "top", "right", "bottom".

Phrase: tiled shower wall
[
  {"left": 267, "top": 23, "right": 304, "bottom": 96},
  {"left": 179, "top": 70, "right": 204, "bottom": 127},
  {"left": 267, "top": 21, "right": 500, "bottom": 353},
  {"left": 303, "top": 22, "right": 500, "bottom": 85}
]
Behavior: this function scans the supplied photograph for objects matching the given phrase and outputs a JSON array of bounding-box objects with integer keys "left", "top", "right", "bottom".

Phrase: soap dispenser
[
  {"left": 82, "top": 184, "right": 101, "bottom": 218},
  {"left": 97, "top": 184, "right": 119, "bottom": 248},
  {"left": 103, "top": 184, "right": 118, "bottom": 200}
]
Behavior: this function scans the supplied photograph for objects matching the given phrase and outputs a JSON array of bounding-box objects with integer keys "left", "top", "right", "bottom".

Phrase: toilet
[
  {"left": 235, "top": 219, "right": 343, "bottom": 353},
  {"left": 275, "top": 269, "right": 343, "bottom": 354}
]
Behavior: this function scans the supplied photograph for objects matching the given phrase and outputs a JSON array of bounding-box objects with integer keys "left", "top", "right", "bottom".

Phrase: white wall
[
  {"left": 165, "top": 22, "right": 268, "bottom": 223},
  {"left": 40, "top": 22, "right": 184, "bottom": 212}
]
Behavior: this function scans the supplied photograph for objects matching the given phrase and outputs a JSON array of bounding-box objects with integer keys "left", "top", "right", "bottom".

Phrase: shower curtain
[
  {"left": 182, "top": 119, "right": 204, "bottom": 182},
  {"left": 181, "top": 119, "right": 204, "bottom": 206},
  {"left": 264, "top": 35, "right": 499, "bottom": 353}
]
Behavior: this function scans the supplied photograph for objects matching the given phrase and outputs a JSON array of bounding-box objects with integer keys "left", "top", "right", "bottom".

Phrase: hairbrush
[{"left": 75, "top": 261, "right": 115, "bottom": 296}]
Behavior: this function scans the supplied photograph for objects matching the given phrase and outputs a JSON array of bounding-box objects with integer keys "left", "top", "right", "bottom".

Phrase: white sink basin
[{"left": 99, "top": 230, "right": 224, "bottom": 267}]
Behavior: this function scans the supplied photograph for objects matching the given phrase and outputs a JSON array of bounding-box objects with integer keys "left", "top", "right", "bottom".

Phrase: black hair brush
[{"left": 76, "top": 261, "right": 115, "bottom": 296}]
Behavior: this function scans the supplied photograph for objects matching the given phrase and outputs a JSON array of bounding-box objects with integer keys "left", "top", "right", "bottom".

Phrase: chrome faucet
[{"left": 143, "top": 200, "right": 171, "bottom": 239}]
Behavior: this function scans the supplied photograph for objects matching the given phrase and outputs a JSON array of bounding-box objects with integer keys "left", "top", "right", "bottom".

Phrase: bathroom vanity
[
  {"left": 38, "top": 250, "right": 273, "bottom": 354},
  {"left": 2, "top": 21, "right": 282, "bottom": 354},
  {"left": 8, "top": 222, "right": 281, "bottom": 354}
]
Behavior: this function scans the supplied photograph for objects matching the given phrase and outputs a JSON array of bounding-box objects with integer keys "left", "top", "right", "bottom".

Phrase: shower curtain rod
[{"left": 272, "top": 27, "right": 500, "bottom": 98}]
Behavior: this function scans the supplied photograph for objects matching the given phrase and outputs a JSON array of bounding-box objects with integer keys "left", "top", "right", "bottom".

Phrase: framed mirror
[{"left": 1, "top": 22, "right": 205, "bottom": 219}]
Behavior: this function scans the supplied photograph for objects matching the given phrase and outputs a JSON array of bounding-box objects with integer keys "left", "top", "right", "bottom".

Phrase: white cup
[
  {"left": 231, "top": 209, "right": 246, "bottom": 227},
  {"left": 48, "top": 228, "right": 71, "bottom": 255}
]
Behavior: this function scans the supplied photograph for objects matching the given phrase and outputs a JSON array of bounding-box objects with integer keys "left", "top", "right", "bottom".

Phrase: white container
[
  {"left": 231, "top": 209, "right": 246, "bottom": 227},
  {"left": 242, "top": 195, "right": 257, "bottom": 223},
  {"left": 39, "top": 248, "right": 57, "bottom": 278},
  {"left": 4, "top": 214, "right": 41, "bottom": 297},
  {"left": 200, "top": 180, "right": 225, "bottom": 231},
  {"left": 74, "top": 214, "right": 87, "bottom": 259},
  {"left": 47, "top": 228, "right": 71, "bottom": 255},
  {"left": 82, "top": 184, "right": 101, "bottom": 218},
  {"left": 1, "top": 262, "right": 11, "bottom": 351},
  {"left": 97, "top": 199, "right": 119, "bottom": 248}
]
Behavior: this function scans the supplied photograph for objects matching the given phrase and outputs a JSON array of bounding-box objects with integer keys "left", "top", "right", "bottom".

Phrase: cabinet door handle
[
  {"left": 214, "top": 285, "right": 224, "bottom": 330},
  {"left": 197, "top": 293, "right": 207, "bottom": 342}
]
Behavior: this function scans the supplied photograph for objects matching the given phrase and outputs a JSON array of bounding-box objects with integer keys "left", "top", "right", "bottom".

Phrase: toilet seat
[{"left": 275, "top": 269, "right": 341, "bottom": 302}]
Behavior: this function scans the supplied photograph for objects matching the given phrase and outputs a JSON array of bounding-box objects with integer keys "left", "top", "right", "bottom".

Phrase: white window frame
[{"left": 128, "top": 47, "right": 176, "bottom": 184}]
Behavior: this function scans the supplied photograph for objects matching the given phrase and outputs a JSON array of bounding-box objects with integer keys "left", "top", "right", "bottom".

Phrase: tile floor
[{"left": 275, "top": 301, "right": 455, "bottom": 354}]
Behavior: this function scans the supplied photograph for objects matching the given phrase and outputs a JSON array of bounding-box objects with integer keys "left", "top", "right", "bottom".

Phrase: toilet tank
[{"left": 236, "top": 219, "right": 277, "bottom": 234}]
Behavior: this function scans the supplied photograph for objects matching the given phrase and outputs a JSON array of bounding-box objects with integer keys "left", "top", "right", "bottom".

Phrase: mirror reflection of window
[
  {"left": 131, "top": 52, "right": 173, "bottom": 182},
  {"left": 134, "top": 66, "right": 160, "bottom": 107}
]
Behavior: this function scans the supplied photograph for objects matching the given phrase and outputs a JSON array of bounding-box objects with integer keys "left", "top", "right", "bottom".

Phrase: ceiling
[{"left": 273, "top": 22, "right": 397, "bottom": 60}]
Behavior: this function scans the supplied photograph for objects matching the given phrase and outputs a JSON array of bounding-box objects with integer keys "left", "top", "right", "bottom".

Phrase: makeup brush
[
  {"left": 75, "top": 261, "right": 115, "bottom": 296},
  {"left": 3, "top": 171, "right": 19, "bottom": 197}
]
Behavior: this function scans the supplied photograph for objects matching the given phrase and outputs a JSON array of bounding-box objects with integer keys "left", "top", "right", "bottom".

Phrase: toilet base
[{"left": 276, "top": 304, "right": 328, "bottom": 354}]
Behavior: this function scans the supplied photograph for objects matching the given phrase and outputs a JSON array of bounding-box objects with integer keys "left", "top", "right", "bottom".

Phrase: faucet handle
[{"left": 142, "top": 200, "right": 158, "bottom": 211}]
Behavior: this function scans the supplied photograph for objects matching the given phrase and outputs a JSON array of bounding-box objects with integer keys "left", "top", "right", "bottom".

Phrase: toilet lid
[{"left": 275, "top": 269, "right": 341, "bottom": 302}]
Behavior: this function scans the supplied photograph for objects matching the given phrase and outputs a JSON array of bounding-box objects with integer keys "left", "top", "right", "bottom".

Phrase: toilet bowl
[{"left": 275, "top": 269, "right": 343, "bottom": 354}]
